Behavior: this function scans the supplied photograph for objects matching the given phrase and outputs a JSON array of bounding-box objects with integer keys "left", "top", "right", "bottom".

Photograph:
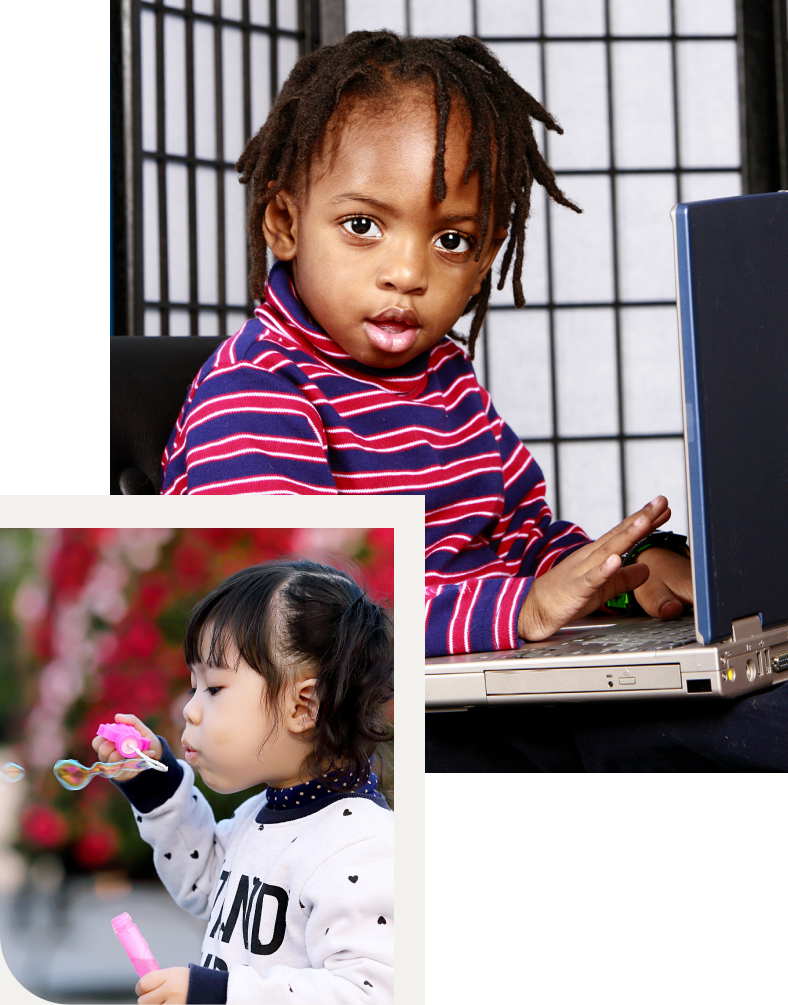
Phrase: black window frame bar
[
  {"left": 113, "top": 0, "right": 788, "bottom": 339},
  {"left": 443, "top": 0, "right": 769, "bottom": 523},
  {"left": 112, "top": 0, "right": 322, "bottom": 339},
  {"left": 111, "top": 0, "right": 787, "bottom": 515},
  {"left": 737, "top": 0, "right": 788, "bottom": 194}
]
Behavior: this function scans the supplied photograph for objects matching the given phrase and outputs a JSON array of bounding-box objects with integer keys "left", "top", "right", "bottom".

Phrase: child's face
[
  {"left": 264, "top": 88, "right": 506, "bottom": 368},
  {"left": 182, "top": 645, "right": 316, "bottom": 793}
]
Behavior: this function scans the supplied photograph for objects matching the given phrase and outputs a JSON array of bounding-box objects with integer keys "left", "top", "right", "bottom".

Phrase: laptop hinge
[{"left": 731, "top": 614, "right": 762, "bottom": 642}]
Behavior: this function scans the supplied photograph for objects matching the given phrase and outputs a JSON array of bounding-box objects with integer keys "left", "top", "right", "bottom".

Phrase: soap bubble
[
  {"left": 53, "top": 757, "right": 151, "bottom": 791},
  {"left": 1, "top": 762, "right": 25, "bottom": 783}
]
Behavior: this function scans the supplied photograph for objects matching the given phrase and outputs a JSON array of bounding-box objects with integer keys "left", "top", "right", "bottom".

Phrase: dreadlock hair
[
  {"left": 236, "top": 29, "right": 581, "bottom": 359},
  {"left": 184, "top": 559, "right": 393, "bottom": 792}
]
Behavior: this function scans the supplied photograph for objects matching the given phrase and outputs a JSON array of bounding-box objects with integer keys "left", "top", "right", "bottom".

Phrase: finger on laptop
[{"left": 519, "top": 552, "right": 650, "bottom": 640}]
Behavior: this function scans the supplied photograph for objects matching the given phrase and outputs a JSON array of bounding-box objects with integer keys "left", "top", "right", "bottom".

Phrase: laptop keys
[{"left": 512, "top": 618, "right": 696, "bottom": 658}]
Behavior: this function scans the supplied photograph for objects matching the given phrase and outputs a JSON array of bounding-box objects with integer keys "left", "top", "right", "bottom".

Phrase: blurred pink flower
[
  {"left": 21, "top": 805, "right": 69, "bottom": 849},
  {"left": 72, "top": 823, "right": 120, "bottom": 869}
]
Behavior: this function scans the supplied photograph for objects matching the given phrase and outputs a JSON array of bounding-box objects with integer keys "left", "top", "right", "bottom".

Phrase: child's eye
[
  {"left": 435, "top": 231, "right": 472, "bottom": 254},
  {"left": 187, "top": 687, "right": 196, "bottom": 697},
  {"left": 341, "top": 216, "right": 382, "bottom": 238},
  {"left": 206, "top": 687, "right": 222, "bottom": 697}
]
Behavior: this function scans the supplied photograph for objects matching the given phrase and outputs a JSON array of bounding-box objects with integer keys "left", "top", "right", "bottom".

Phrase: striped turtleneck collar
[{"left": 254, "top": 261, "right": 438, "bottom": 396}]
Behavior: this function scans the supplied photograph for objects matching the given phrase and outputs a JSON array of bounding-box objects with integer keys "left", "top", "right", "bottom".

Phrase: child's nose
[
  {"left": 377, "top": 238, "right": 428, "bottom": 295},
  {"left": 183, "top": 695, "right": 200, "bottom": 724}
]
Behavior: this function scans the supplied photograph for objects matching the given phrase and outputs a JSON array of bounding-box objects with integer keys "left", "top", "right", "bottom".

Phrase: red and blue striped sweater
[{"left": 162, "top": 263, "right": 591, "bottom": 656}]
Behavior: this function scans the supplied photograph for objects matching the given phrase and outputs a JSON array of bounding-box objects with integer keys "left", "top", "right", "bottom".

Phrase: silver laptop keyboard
[{"left": 512, "top": 618, "right": 698, "bottom": 659}]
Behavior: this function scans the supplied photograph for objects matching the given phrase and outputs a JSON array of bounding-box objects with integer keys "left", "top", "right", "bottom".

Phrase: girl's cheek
[{"left": 211, "top": 723, "right": 236, "bottom": 747}]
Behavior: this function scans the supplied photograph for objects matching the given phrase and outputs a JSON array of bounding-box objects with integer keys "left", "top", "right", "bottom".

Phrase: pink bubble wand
[
  {"left": 53, "top": 722, "right": 168, "bottom": 791},
  {"left": 111, "top": 912, "right": 160, "bottom": 977}
]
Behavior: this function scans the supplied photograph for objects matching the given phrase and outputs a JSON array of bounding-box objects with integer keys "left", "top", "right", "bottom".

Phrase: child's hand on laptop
[
  {"left": 631, "top": 545, "right": 692, "bottom": 621},
  {"left": 518, "top": 496, "right": 692, "bottom": 641}
]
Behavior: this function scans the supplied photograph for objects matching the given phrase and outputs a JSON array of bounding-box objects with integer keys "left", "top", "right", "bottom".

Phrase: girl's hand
[
  {"left": 517, "top": 496, "right": 676, "bottom": 640},
  {"left": 136, "top": 966, "right": 190, "bottom": 1004},
  {"left": 91, "top": 713, "right": 163, "bottom": 782}
]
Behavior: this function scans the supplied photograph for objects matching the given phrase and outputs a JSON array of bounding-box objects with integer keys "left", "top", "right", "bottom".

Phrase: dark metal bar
[
  {"left": 136, "top": 150, "right": 738, "bottom": 176},
  {"left": 470, "top": 0, "right": 490, "bottom": 387},
  {"left": 214, "top": 0, "right": 227, "bottom": 337},
  {"left": 144, "top": 298, "right": 249, "bottom": 308},
  {"left": 603, "top": 0, "right": 628, "bottom": 520},
  {"left": 736, "top": 0, "right": 788, "bottom": 192},
  {"left": 538, "top": 0, "right": 563, "bottom": 519},
  {"left": 667, "top": 4, "right": 685, "bottom": 239},
  {"left": 242, "top": 0, "right": 254, "bottom": 316},
  {"left": 111, "top": 0, "right": 126, "bottom": 337},
  {"left": 475, "top": 34, "right": 736, "bottom": 43},
  {"left": 515, "top": 431, "right": 684, "bottom": 444},
  {"left": 775, "top": 0, "right": 788, "bottom": 189},
  {"left": 270, "top": 0, "right": 278, "bottom": 104},
  {"left": 319, "top": 0, "right": 345, "bottom": 45},
  {"left": 155, "top": 2, "right": 170, "bottom": 336},
  {"left": 553, "top": 165, "right": 737, "bottom": 175},
  {"left": 185, "top": 0, "right": 199, "bottom": 336},
  {"left": 487, "top": 299, "right": 677, "bottom": 310},
  {"left": 125, "top": 0, "right": 307, "bottom": 338},
  {"left": 140, "top": 0, "right": 300, "bottom": 35},
  {"left": 299, "top": 0, "right": 317, "bottom": 55},
  {"left": 123, "top": 0, "right": 144, "bottom": 336},
  {"left": 242, "top": 0, "right": 253, "bottom": 149}
]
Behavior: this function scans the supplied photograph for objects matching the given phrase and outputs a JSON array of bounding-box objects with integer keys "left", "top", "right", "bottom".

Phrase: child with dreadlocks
[{"left": 162, "top": 29, "right": 692, "bottom": 667}]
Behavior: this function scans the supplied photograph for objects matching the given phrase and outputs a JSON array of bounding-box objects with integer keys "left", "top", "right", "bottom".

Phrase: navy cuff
[
  {"left": 111, "top": 736, "right": 184, "bottom": 813},
  {"left": 186, "top": 963, "right": 228, "bottom": 1004}
]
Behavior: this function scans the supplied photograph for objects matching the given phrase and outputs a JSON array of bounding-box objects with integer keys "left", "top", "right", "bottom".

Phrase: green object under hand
[{"left": 607, "top": 531, "right": 690, "bottom": 615}]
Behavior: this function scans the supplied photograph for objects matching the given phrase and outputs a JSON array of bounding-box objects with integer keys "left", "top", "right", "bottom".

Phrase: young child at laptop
[{"left": 161, "top": 30, "right": 693, "bottom": 659}]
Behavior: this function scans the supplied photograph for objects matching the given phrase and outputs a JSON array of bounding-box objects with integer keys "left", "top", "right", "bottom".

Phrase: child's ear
[
  {"left": 263, "top": 189, "right": 299, "bottom": 261},
  {"left": 289, "top": 677, "right": 318, "bottom": 734}
]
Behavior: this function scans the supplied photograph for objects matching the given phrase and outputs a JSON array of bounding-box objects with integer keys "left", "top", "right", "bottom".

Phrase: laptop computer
[{"left": 426, "top": 191, "right": 788, "bottom": 710}]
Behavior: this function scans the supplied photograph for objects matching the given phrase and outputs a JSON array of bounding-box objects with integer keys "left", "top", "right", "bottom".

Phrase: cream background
[{"left": 0, "top": 496, "right": 425, "bottom": 1003}]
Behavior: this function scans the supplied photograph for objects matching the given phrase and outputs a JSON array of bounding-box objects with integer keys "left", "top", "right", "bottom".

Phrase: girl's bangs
[{"left": 184, "top": 596, "right": 254, "bottom": 671}]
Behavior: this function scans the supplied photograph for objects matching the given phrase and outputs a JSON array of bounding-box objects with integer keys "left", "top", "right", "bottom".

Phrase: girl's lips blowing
[{"left": 182, "top": 741, "right": 199, "bottom": 764}]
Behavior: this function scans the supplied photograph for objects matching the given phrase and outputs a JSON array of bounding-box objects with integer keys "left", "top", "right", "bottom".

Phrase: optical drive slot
[{"left": 485, "top": 663, "right": 682, "bottom": 694}]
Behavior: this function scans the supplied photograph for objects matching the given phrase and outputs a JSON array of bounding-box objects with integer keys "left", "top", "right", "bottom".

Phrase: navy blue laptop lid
[{"left": 674, "top": 191, "right": 788, "bottom": 644}]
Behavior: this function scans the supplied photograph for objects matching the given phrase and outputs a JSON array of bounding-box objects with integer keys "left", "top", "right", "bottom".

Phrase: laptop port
[
  {"left": 771, "top": 645, "right": 788, "bottom": 673},
  {"left": 746, "top": 659, "right": 757, "bottom": 682}
]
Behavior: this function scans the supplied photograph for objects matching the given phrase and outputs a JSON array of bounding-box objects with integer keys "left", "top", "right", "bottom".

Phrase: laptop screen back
[{"left": 674, "top": 192, "right": 788, "bottom": 644}]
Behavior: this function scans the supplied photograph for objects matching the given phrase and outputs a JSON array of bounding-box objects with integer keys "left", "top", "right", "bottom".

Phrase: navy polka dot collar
[{"left": 265, "top": 765, "right": 379, "bottom": 811}]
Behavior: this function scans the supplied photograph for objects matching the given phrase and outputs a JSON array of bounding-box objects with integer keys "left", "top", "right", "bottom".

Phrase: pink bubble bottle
[{"left": 111, "top": 912, "right": 159, "bottom": 977}]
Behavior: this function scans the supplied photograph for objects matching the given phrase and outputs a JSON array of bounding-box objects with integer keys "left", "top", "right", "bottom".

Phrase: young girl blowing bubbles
[
  {"left": 161, "top": 30, "right": 692, "bottom": 663},
  {"left": 94, "top": 560, "right": 393, "bottom": 1005}
]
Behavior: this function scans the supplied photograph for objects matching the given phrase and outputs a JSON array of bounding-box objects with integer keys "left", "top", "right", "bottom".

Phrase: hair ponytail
[
  {"left": 280, "top": 570, "right": 393, "bottom": 791},
  {"left": 308, "top": 592, "right": 393, "bottom": 790}
]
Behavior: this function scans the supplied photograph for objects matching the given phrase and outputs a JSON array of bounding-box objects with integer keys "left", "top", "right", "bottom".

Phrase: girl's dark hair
[
  {"left": 237, "top": 29, "right": 580, "bottom": 358},
  {"left": 184, "top": 559, "right": 392, "bottom": 791}
]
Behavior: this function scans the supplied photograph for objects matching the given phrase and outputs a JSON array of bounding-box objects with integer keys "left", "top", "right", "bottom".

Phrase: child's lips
[{"left": 363, "top": 318, "right": 420, "bottom": 353}]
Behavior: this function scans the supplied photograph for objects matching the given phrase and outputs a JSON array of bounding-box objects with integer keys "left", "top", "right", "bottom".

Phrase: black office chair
[{"left": 110, "top": 337, "right": 226, "bottom": 494}]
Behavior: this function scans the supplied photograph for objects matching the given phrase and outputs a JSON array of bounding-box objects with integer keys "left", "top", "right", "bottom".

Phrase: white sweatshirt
[{"left": 117, "top": 740, "right": 393, "bottom": 1004}]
